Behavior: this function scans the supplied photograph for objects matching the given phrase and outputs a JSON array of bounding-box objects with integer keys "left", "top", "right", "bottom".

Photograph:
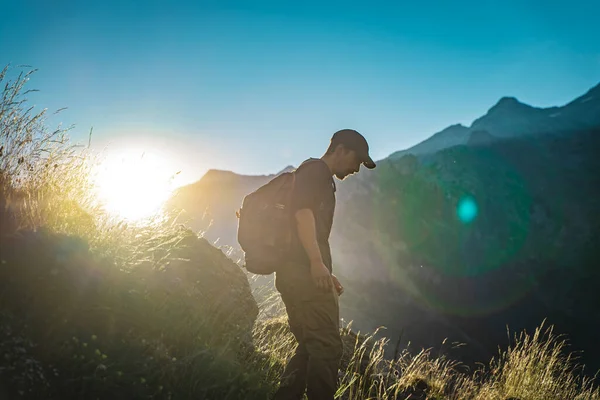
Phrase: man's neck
[{"left": 320, "top": 154, "right": 335, "bottom": 176}]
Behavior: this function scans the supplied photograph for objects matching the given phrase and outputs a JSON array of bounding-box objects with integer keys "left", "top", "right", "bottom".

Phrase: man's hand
[
  {"left": 331, "top": 274, "right": 344, "bottom": 296},
  {"left": 310, "top": 260, "right": 333, "bottom": 292}
]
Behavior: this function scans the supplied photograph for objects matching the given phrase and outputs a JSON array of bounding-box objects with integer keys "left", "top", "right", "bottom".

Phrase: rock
[
  {"left": 0, "top": 226, "right": 259, "bottom": 357},
  {"left": 163, "top": 229, "right": 259, "bottom": 336}
]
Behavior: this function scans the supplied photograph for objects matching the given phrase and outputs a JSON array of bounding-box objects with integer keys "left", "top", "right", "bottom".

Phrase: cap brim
[{"left": 362, "top": 155, "right": 376, "bottom": 169}]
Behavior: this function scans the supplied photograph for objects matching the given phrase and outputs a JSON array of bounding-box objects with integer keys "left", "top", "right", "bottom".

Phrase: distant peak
[
  {"left": 441, "top": 123, "right": 468, "bottom": 131},
  {"left": 203, "top": 168, "right": 234, "bottom": 177},
  {"left": 446, "top": 123, "right": 469, "bottom": 131},
  {"left": 199, "top": 169, "right": 238, "bottom": 183},
  {"left": 277, "top": 165, "right": 296, "bottom": 175},
  {"left": 487, "top": 96, "right": 533, "bottom": 114},
  {"left": 496, "top": 96, "right": 521, "bottom": 107}
]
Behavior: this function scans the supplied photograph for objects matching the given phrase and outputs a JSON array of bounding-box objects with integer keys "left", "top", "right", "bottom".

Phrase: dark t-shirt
[{"left": 289, "top": 158, "right": 336, "bottom": 271}]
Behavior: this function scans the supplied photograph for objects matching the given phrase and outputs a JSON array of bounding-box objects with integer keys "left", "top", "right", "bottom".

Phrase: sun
[{"left": 92, "top": 149, "right": 179, "bottom": 221}]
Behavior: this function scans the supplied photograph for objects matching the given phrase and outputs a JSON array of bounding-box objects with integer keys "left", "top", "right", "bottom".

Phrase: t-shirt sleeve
[{"left": 290, "top": 162, "right": 330, "bottom": 213}]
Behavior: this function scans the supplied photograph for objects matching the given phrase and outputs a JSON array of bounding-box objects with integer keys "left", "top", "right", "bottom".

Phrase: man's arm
[
  {"left": 295, "top": 208, "right": 332, "bottom": 291},
  {"left": 294, "top": 208, "right": 323, "bottom": 264}
]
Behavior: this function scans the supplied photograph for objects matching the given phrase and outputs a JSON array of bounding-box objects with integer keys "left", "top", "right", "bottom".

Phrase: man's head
[{"left": 323, "top": 129, "right": 376, "bottom": 180}]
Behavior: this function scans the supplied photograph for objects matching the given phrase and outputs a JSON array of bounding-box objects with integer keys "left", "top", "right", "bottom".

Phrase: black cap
[{"left": 330, "top": 129, "right": 376, "bottom": 169}]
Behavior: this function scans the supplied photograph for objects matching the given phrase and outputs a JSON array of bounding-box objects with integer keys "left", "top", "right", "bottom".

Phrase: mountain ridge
[{"left": 389, "top": 81, "right": 600, "bottom": 159}]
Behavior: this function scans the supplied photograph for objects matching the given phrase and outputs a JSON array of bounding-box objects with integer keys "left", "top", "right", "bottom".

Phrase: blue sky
[{"left": 2, "top": 0, "right": 599, "bottom": 185}]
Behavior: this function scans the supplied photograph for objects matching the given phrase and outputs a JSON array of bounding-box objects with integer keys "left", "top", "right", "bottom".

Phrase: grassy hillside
[{"left": 2, "top": 65, "right": 600, "bottom": 399}]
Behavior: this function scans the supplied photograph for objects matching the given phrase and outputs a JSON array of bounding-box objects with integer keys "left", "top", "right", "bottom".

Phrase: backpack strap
[
  {"left": 294, "top": 158, "right": 324, "bottom": 174},
  {"left": 286, "top": 173, "right": 296, "bottom": 211}
]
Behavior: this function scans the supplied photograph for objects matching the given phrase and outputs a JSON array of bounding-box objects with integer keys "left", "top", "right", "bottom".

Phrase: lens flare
[
  {"left": 457, "top": 196, "right": 478, "bottom": 223},
  {"left": 370, "top": 157, "right": 533, "bottom": 318}
]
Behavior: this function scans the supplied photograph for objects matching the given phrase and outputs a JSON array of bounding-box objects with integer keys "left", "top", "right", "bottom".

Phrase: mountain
[
  {"left": 166, "top": 82, "right": 600, "bottom": 372},
  {"left": 389, "top": 82, "right": 600, "bottom": 159}
]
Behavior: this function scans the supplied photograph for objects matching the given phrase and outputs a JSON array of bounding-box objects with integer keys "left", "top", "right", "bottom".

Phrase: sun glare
[{"left": 92, "top": 149, "right": 179, "bottom": 221}]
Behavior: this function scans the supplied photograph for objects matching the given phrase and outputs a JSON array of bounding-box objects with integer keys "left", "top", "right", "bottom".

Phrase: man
[{"left": 274, "top": 129, "right": 376, "bottom": 400}]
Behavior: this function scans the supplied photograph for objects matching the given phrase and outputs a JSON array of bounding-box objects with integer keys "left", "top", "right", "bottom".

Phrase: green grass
[{"left": 1, "top": 64, "right": 599, "bottom": 399}]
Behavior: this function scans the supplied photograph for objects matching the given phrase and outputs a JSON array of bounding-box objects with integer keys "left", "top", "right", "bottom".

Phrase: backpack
[{"left": 236, "top": 170, "right": 298, "bottom": 275}]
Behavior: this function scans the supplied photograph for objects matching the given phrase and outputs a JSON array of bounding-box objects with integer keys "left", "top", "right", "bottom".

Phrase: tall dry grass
[
  {"left": 0, "top": 65, "right": 100, "bottom": 235},
  {"left": 250, "top": 294, "right": 600, "bottom": 400}
]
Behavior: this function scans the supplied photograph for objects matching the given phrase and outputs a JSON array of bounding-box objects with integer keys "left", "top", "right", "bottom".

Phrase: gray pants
[{"left": 273, "top": 262, "right": 343, "bottom": 400}]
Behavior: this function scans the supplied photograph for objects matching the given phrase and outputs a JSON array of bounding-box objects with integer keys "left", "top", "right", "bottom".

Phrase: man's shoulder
[
  {"left": 296, "top": 158, "right": 330, "bottom": 177},
  {"left": 293, "top": 158, "right": 335, "bottom": 198}
]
